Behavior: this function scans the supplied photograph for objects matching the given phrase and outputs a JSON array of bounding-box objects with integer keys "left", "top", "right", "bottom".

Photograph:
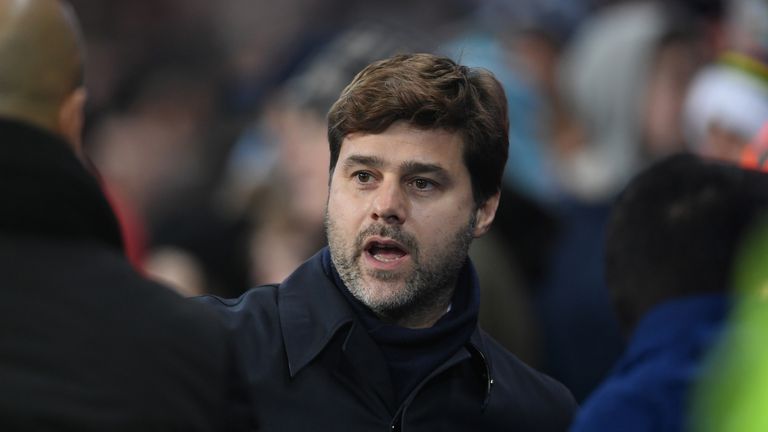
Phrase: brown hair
[{"left": 327, "top": 53, "right": 509, "bottom": 206}]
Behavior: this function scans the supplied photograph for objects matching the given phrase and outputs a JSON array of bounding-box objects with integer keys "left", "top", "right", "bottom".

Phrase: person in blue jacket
[
  {"left": 571, "top": 154, "right": 768, "bottom": 431},
  {"left": 198, "top": 52, "right": 576, "bottom": 431}
]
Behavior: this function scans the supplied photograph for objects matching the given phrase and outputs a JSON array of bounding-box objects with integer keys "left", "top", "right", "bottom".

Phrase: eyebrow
[
  {"left": 341, "top": 154, "right": 385, "bottom": 170},
  {"left": 399, "top": 161, "right": 449, "bottom": 180},
  {"left": 340, "top": 154, "right": 452, "bottom": 183}
]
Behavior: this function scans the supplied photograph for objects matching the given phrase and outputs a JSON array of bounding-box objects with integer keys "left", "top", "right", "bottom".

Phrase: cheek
[
  {"left": 327, "top": 185, "right": 359, "bottom": 225},
  {"left": 411, "top": 194, "right": 473, "bottom": 223},
  {"left": 410, "top": 205, "right": 471, "bottom": 243}
]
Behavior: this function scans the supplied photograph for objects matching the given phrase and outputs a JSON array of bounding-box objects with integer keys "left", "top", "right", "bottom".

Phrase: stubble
[{"left": 325, "top": 210, "right": 475, "bottom": 326}]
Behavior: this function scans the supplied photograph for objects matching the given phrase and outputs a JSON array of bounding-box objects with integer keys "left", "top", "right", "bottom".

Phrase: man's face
[{"left": 325, "top": 121, "right": 498, "bottom": 326}]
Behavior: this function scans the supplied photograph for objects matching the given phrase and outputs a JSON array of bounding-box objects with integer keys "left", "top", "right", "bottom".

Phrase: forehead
[{"left": 338, "top": 122, "right": 466, "bottom": 171}]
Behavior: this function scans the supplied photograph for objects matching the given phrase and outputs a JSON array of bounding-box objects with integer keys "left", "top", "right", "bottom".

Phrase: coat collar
[
  {"left": 277, "top": 248, "right": 495, "bottom": 407},
  {"left": 278, "top": 249, "right": 357, "bottom": 377},
  {"left": 0, "top": 118, "right": 123, "bottom": 251}
]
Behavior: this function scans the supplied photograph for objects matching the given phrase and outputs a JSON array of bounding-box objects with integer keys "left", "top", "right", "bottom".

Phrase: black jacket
[
  {"left": 198, "top": 248, "right": 576, "bottom": 431},
  {"left": 0, "top": 119, "right": 246, "bottom": 431}
]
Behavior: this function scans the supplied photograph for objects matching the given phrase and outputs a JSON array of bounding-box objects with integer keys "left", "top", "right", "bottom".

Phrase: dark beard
[{"left": 325, "top": 211, "right": 476, "bottom": 325}]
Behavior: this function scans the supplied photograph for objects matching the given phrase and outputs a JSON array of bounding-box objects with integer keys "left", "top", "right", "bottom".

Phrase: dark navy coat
[{"left": 198, "top": 249, "right": 577, "bottom": 431}]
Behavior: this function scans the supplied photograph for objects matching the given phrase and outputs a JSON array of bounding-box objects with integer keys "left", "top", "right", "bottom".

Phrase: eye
[
  {"left": 410, "top": 178, "right": 436, "bottom": 191},
  {"left": 354, "top": 171, "right": 373, "bottom": 183}
]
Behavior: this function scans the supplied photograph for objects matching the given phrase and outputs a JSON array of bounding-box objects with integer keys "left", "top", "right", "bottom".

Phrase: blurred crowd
[{"left": 68, "top": 0, "right": 768, "bottom": 406}]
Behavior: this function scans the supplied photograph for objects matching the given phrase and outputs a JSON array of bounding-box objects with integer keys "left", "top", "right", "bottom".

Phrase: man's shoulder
[
  {"left": 193, "top": 284, "right": 284, "bottom": 342},
  {"left": 195, "top": 284, "right": 281, "bottom": 316},
  {"left": 480, "top": 330, "right": 574, "bottom": 398},
  {"left": 477, "top": 330, "right": 577, "bottom": 429},
  {"left": 193, "top": 250, "right": 332, "bottom": 332}
]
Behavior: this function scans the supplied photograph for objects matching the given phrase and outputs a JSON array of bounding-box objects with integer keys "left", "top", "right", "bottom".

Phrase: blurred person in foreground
[
  {"left": 197, "top": 53, "right": 576, "bottom": 431},
  {"left": 570, "top": 154, "right": 768, "bottom": 431},
  {"left": 689, "top": 180, "right": 768, "bottom": 432},
  {"left": 687, "top": 124, "right": 768, "bottom": 432},
  {"left": 0, "top": 0, "right": 247, "bottom": 429}
]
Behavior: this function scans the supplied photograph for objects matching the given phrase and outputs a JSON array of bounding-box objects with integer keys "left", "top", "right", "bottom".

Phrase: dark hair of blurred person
[
  {"left": 571, "top": 153, "right": 768, "bottom": 431},
  {"left": 605, "top": 154, "right": 768, "bottom": 332},
  {"left": 0, "top": 0, "right": 248, "bottom": 429}
]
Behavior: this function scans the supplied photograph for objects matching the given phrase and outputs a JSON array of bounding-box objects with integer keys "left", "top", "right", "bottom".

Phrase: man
[
  {"left": 0, "top": 1, "right": 245, "bottom": 429},
  {"left": 200, "top": 53, "right": 575, "bottom": 431},
  {"left": 570, "top": 154, "right": 768, "bottom": 431}
]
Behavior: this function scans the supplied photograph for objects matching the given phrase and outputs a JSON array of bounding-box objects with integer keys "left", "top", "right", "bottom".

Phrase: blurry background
[{"left": 68, "top": 0, "right": 768, "bottom": 403}]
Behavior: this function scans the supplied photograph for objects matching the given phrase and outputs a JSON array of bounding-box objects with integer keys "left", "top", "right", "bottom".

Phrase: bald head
[{"left": 0, "top": 0, "right": 85, "bottom": 145}]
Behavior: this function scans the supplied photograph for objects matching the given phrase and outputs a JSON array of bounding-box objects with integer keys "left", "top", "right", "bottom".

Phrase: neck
[{"left": 0, "top": 103, "right": 60, "bottom": 137}]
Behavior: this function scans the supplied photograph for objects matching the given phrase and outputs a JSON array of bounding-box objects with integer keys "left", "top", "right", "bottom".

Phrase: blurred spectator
[
  {"left": 0, "top": 0, "right": 247, "bottom": 429},
  {"left": 214, "top": 0, "right": 474, "bottom": 115},
  {"left": 88, "top": 67, "right": 218, "bottom": 225},
  {"left": 689, "top": 122, "right": 768, "bottom": 432},
  {"left": 85, "top": 64, "right": 254, "bottom": 297},
  {"left": 539, "top": 0, "right": 710, "bottom": 401},
  {"left": 683, "top": 0, "right": 768, "bottom": 163},
  {"left": 684, "top": 59, "right": 768, "bottom": 162},
  {"left": 555, "top": 1, "right": 704, "bottom": 200},
  {"left": 725, "top": 0, "right": 768, "bottom": 64},
  {"left": 571, "top": 154, "right": 768, "bottom": 432}
]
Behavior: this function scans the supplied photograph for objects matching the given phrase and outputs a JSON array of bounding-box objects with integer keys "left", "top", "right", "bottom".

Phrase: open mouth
[{"left": 364, "top": 238, "right": 409, "bottom": 263}]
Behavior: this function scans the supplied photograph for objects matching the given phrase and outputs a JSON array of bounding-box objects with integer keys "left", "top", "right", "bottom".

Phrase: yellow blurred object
[{"left": 689, "top": 216, "right": 768, "bottom": 431}]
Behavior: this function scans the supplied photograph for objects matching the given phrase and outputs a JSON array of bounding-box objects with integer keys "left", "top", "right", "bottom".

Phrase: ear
[
  {"left": 57, "top": 86, "right": 87, "bottom": 158},
  {"left": 472, "top": 191, "right": 500, "bottom": 238}
]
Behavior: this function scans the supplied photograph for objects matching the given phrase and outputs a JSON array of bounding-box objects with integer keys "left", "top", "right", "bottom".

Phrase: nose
[{"left": 371, "top": 178, "right": 407, "bottom": 225}]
